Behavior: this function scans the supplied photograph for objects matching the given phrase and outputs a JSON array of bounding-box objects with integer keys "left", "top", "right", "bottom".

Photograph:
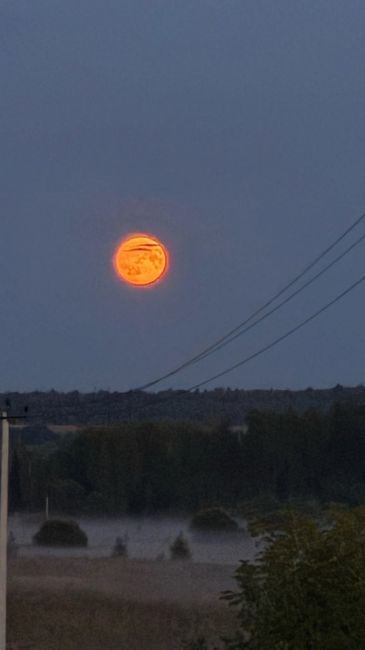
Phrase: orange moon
[{"left": 113, "top": 233, "right": 169, "bottom": 287}]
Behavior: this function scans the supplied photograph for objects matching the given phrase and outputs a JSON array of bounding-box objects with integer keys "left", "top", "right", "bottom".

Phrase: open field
[{"left": 8, "top": 557, "right": 238, "bottom": 649}]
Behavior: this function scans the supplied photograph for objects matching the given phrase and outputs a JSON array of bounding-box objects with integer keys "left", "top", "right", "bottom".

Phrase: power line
[
  {"left": 138, "top": 210, "right": 365, "bottom": 390},
  {"left": 193, "top": 229, "right": 365, "bottom": 361},
  {"left": 189, "top": 271, "right": 365, "bottom": 390},
  {"left": 101, "top": 268, "right": 365, "bottom": 422}
]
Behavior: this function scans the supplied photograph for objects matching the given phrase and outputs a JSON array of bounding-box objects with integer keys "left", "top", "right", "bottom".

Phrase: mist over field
[{"left": 9, "top": 513, "right": 258, "bottom": 565}]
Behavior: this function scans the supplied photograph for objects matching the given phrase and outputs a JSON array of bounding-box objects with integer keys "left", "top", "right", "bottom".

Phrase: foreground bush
[
  {"left": 190, "top": 508, "right": 238, "bottom": 532},
  {"left": 33, "top": 519, "right": 88, "bottom": 547},
  {"left": 221, "top": 506, "right": 365, "bottom": 649}
]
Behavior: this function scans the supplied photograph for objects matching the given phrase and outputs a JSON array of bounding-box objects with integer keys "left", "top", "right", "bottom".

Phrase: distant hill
[{"left": 1, "top": 384, "right": 365, "bottom": 426}]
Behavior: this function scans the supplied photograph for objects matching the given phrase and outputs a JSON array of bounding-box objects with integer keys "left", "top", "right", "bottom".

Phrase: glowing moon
[{"left": 113, "top": 233, "right": 169, "bottom": 287}]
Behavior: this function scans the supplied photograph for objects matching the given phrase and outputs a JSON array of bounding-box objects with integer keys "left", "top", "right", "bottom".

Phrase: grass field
[{"left": 8, "top": 557, "right": 238, "bottom": 649}]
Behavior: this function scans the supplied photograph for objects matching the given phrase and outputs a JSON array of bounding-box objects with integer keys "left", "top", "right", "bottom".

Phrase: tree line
[
  {"left": 9, "top": 402, "right": 365, "bottom": 515},
  {"left": 2, "top": 384, "right": 365, "bottom": 424}
]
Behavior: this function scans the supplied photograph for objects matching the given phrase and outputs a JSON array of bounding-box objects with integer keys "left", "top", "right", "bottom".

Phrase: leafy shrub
[
  {"left": 112, "top": 535, "right": 128, "bottom": 558},
  {"left": 221, "top": 507, "right": 365, "bottom": 649},
  {"left": 190, "top": 508, "right": 238, "bottom": 532},
  {"left": 169, "top": 532, "right": 191, "bottom": 560},
  {"left": 33, "top": 519, "right": 88, "bottom": 547}
]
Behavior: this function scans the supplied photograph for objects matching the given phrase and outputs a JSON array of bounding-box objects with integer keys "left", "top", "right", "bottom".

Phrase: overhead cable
[
  {"left": 189, "top": 271, "right": 365, "bottom": 390},
  {"left": 138, "top": 210, "right": 365, "bottom": 390}
]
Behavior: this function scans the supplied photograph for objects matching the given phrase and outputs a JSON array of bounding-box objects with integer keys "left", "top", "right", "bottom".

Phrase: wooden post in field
[{"left": 0, "top": 412, "right": 9, "bottom": 650}]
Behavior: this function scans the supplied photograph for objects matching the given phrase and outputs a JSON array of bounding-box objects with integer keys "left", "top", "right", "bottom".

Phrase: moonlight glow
[{"left": 113, "top": 233, "right": 169, "bottom": 287}]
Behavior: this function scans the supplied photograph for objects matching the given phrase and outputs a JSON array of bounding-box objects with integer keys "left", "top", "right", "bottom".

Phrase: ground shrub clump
[
  {"left": 112, "top": 535, "right": 128, "bottom": 557},
  {"left": 33, "top": 519, "right": 88, "bottom": 547},
  {"left": 190, "top": 508, "right": 238, "bottom": 532},
  {"left": 169, "top": 533, "right": 192, "bottom": 560}
]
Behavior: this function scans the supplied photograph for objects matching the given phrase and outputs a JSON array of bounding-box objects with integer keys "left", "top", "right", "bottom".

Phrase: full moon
[{"left": 113, "top": 233, "right": 169, "bottom": 287}]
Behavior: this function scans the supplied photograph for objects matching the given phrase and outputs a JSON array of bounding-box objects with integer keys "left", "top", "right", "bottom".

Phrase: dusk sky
[{"left": 1, "top": 0, "right": 365, "bottom": 392}]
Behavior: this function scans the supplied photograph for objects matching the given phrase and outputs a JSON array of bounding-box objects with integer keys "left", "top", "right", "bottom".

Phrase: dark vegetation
[
  {"left": 190, "top": 508, "right": 238, "bottom": 532},
  {"left": 112, "top": 535, "right": 128, "bottom": 558},
  {"left": 169, "top": 533, "right": 192, "bottom": 560},
  {"left": 33, "top": 519, "right": 88, "bottom": 547},
  {"left": 186, "top": 506, "right": 365, "bottom": 649},
  {"left": 8, "top": 401, "right": 365, "bottom": 515},
  {"left": 2, "top": 384, "right": 365, "bottom": 424}
]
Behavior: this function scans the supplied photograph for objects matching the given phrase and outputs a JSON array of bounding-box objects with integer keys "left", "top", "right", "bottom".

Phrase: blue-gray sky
[{"left": 1, "top": 0, "right": 365, "bottom": 392}]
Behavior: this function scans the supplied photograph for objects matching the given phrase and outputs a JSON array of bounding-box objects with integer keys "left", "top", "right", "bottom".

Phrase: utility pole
[
  {"left": 0, "top": 412, "right": 9, "bottom": 650},
  {"left": 0, "top": 404, "right": 28, "bottom": 650}
]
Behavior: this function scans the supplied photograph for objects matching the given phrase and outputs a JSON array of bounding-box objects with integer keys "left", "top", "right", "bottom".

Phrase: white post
[{"left": 0, "top": 412, "right": 9, "bottom": 650}]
